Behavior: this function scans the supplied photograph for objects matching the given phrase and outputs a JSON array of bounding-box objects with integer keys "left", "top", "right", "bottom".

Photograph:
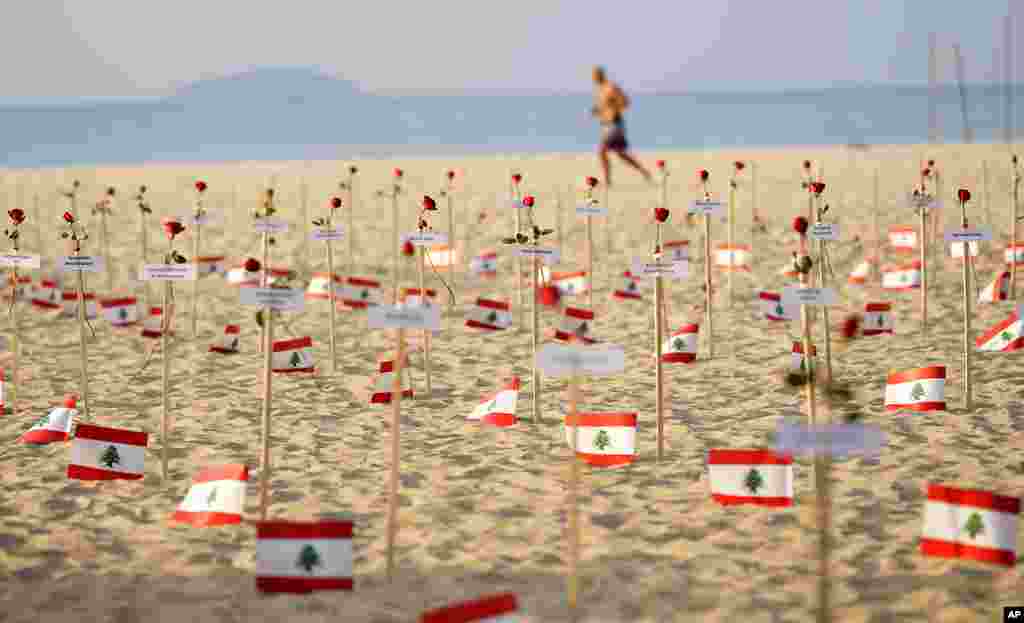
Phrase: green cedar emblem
[
  {"left": 593, "top": 429, "right": 611, "bottom": 451},
  {"left": 672, "top": 337, "right": 686, "bottom": 352},
  {"left": 118, "top": 307, "right": 128, "bottom": 321},
  {"left": 1001, "top": 331, "right": 1013, "bottom": 342},
  {"left": 290, "top": 351, "right": 303, "bottom": 367},
  {"left": 575, "top": 321, "right": 588, "bottom": 337},
  {"left": 100, "top": 445, "right": 121, "bottom": 468},
  {"left": 775, "top": 304, "right": 784, "bottom": 316},
  {"left": 229, "top": 338, "right": 239, "bottom": 351},
  {"left": 910, "top": 382, "right": 926, "bottom": 402},
  {"left": 296, "top": 544, "right": 322, "bottom": 573},
  {"left": 486, "top": 310, "right": 498, "bottom": 324},
  {"left": 963, "top": 512, "right": 985, "bottom": 539},
  {"left": 206, "top": 486, "right": 218, "bottom": 506},
  {"left": 626, "top": 281, "right": 636, "bottom": 291},
  {"left": 360, "top": 289, "right": 369, "bottom": 299},
  {"left": 744, "top": 468, "right": 764, "bottom": 494},
  {"left": 878, "top": 314, "right": 885, "bottom": 327}
]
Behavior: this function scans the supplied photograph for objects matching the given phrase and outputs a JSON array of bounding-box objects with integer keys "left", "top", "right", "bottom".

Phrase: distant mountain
[{"left": 168, "top": 67, "right": 363, "bottom": 107}]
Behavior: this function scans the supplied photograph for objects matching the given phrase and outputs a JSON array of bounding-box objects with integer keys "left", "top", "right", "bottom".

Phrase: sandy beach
[{"left": 0, "top": 143, "right": 1022, "bottom": 622}]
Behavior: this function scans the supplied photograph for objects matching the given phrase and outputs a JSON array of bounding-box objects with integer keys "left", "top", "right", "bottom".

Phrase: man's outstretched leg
[
  {"left": 617, "top": 151, "right": 652, "bottom": 183},
  {"left": 599, "top": 145, "right": 612, "bottom": 187}
]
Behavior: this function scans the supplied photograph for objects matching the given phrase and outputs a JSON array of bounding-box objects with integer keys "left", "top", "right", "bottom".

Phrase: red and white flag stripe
[
  {"left": 664, "top": 240, "right": 689, "bottom": 262},
  {"left": 20, "top": 406, "right": 76, "bottom": 444},
  {"left": 708, "top": 449, "right": 794, "bottom": 507},
  {"left": 256, "top": 521, "right": 353, "bottom": 593},
  {"left": 791, "top": 341, "right": 817, "bottom": 371},
  {"left": 31, "top": 279, "right": 61, "bottom": 310},
  {"left": 564, "top": 412, "right": 637, "bottom": 468},
  {"left": 612, "top": 271, "right": 643, "bottom": 300},
  {"left": 889, "top": 226, "right": 918, "bottom": 253},
  {"left": 758, "top": 291, "right": 794, "bottom": 322},
  {"left": 210, "top": 324, "right": 241, "bottom": 353},
  {"left": 100, "top": 297, "right": 139, "bottom": 326},
  {"left": 271, "top": 337, "right": 314, "bottom": 373},
  {"left": 420, "top": 593, "right": 520, "bottom": 623},
  {"left": 848, "top": 257, "right": 875, "bottom": 285},
  {"left": 68, "top": 424, "right": 148, "bottom": 480},
  {"left": 172, "top": 464, "right": 248, "bottom": 527},
  {"left": 551, "top": 271, "right": 588, "bottom": 296},
  {"left": 470, "top": 251, "right": 498, "bottom": 277},
  {"left": 371, "top": 359, "right": 414, "bottom": 404},
  {"left": 714, "top": 244, "right": 751, "bottom": 271},
  {"left": 467, "top": 378, "right": 520, "bottom": 427},
  {"left": 341, "top": 277, "right": 383, "bottom": 309},
  {"left": 949, "top": 240, "right": 979, "bottom": 260},
  {"left": 978, "top": 271, "right": 1010, "bottom": 304},
  {"left": 62, "top": 290, "right": 97, "bottom": 318},
  {"left": 554, "top": 307, "right": 596, "bottom": 344},
  {"left": 661, "top": 324, "right": 698, "bottom": 363},
  {"left": 862, "top": 302, "right": 894, "bottom": 336},
  {"left": 884, "top": 366, "right": 946, "bottom": 412},
  {"left": 465, "top": 298, "right": 512, "bottom": 331},
  {"left": 975, "top": 311, "right": 1024, "bottom": 352},
  {"left": 427, "top": 245, "right": 458, "bottom": 269},
  {"left": 141, "top": 306, "right": 170, "bottom": 339},
  {"left": 882, "top": 262, "right": 922, "bottom": 290},
  {"left": 1005, "top": 245, "right": 1024, "bottom": 266},
  {"left": 305, "top": 272, "right": 344, "bottom": 300},
  {"left": 920, "top": 484, "right": 1019, "bottom": 567}
]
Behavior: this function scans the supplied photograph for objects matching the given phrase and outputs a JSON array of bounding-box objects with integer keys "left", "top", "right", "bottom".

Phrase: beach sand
[{"left": 0, "top": 143, "right": 1022, "bottom": 622}]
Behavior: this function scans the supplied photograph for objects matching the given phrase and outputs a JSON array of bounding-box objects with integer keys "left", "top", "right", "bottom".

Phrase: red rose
[
  {"left": 447, "top": 170, "right": 456, "bottom": 180},
  {"left": 840, "top": 314, "right": 861, "bottom": 340},
  {"left": 402, "top": 240, "right": 415, "bottom": 256},
  {"left": 161, "top": 217, "right": 185, "bottom": 240},
  {"left": 244, "top": 258, "right": 261, "bottom": 273},
  {"left": 522, "top": 196, "right": 535, "bottom": 208},
  {"left": 656, "top": 160, "right": 666, "bottom": 170},
  {"left": 793, "top": 216, "right": 809, "bottom": 235},
  {"left": 422, "top": 195, "right": 437, "bottom": 211},
  {"left": 393, "top": 168, "right": 403, "bottom": 179},
  {"left": 585, "top": 176, "right": 599, "bottom": 188},
  {"left": 63, "top": 395, "right": 77, "bottom": 409},
  {"left": 810, "top": 182, "right": 826, "bottom": 195},
  {"left": 957, "top": 188, "right": 971, "bottom": 203},
  {"left": 698, "top": 169, "right": 709, "bottom": 182},
  {"left": 734, "top": 161, "right": 745, "bottom": 171},
  {"left": 654, "top": 207, "right": 670, "bottom": 223},
  {"left": 927, "top": 159, "right": 935, "bottom": 167},
  {"left": 63, "top": 211, "right": 75, "bottom": 224},
  {"left": 803, "top": 160, "right": 812, "bottom": 170},
  {"left": 331, "top": 197, "right": 342, "bottom": 209},
  {"left": 195, "top": 181, "right": 208, "bottom": 193},
  {"left": 512, "top": 173, "right": 523, "bottom": 184},
  {"left": 8, "top": 209, "right": 25, "bottom": 225},
  {"left": 922, "top": 168, "right": 931, "bottom": 177}
]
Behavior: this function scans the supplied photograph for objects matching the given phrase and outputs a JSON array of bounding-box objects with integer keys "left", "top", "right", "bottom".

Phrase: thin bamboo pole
[
  {"left": 392, "top": 188, "right": 400, "bottom": 304},
  {"left": 161, "top": 267, "right": 171, "bottom": 482},
  {"left": 654, "top": 272, "right": 664, "bottom": 461},
  {"left": 326, "top": 231, "right": 338, "bottom": 374},
  {"left": 190, "top": 220, "right": 201, "bottom": 338},
  {"left": 386, "top": 327, "right": 406, "bottom": 581},
  {"left": 532, "top": 248, "right": 540, "bottom": 426},
  {"left": 920, "top": 203, "right": 929, "bottom": 334},
  {"left": 418, "top": 246, "right": 432, "bottom": 396},
  {"left": 728, "top": 179, "right": 735, "bottom": 308},
  {"left": 513, "top": 178, "right": 524, "bottom": 327},
  {"left": 567, "top": 373, "right": 581, "bottom": 619},
  {"left": 1011, "top": 157, "right": 1020, "bottom": 299},
  {"left": 586, "top": 215, "right": 594, "bottom": 311},
  {"left": 259, "top": 229, "right": 273, "bottom": 520},
  {"left": 960, "top": 195, "right": 972, "bottom": 411},
  {"left": 704, "top": 212, "right": 713, "bottom": 360},
  {"left": 347, "top": 168, "right": 356, "bottom": 277},
  {"left": 74, "top": 236, "right": 90, "bottom": 423}
]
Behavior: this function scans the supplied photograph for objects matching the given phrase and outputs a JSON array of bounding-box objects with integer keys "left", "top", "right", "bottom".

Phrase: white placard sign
[
  {"left": 774, "top": 419, "right": 886, "bottom": 458},
  {"left": 517, "top": 247, "right": 560, "bottom": 265},
  {"left": 253, "top": 218, "right": 289, "bottom": 233},
  {"left": 60, "top": 256, "right": 105, "bottom": 273},
  {"left": 944, "top": 228, "right": 992, "bottom": 243},
  {"left": 576, "top": 203, "right": 608, "bottom": 217},
  {"left": 688, "top": 200, "right": 724, "bottom": 216},
  {"left": 367, "top": 303, "right": 441, "bottom": 330},
  {"left": 0, "top": 254, "right": 41, "bottom": 269},
  {"left": 782, "top": 286, "right": 837, "bottom": 306},
  {"left": 239, "top": 287, "right": 305, "bottom": 311},
  {"left": 504, "top": 199, "right": 524, "bottom": 209},
  {"left": 404, "top": 232, "right": 448, "bottom": 247},
  {"left": 180, "top": 210, "right": 219, "bottom": 225},
  {"left": 809, "top": 223, "right": 840, "bottom": 241},
  {"left": 632, "top": 259, "right": 688, "bottom": 279},
  {"left": 142, "top": 264, "right": 197, "bottom": 281},
  {"left": 536, "top": 343, "right": 625, "bottom": 378},
  {"left": 310, "top": 227, "right": 345, "bottom": 241}
]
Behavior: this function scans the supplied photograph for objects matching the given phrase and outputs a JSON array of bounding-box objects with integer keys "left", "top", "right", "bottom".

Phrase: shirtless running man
[{"left": 591, "top": 66, "right": 652, "bottom": 188}]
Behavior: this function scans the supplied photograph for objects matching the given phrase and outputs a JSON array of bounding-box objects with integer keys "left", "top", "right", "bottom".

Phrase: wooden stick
[
  {"left": 387, "top": 327, "right": 406, "bottom": 581},
  {"left": 728, "top": 178, "right": 735, "bottom": 309},
  {"left": 139, "top": 189, "right": 150, "bottom": 313},
  {"left": 75, "top": 238, "right": 91, "bottom": 423},
  {"left": 161, "top": 268, "right": 171, "bottom": 482},
  {"left": 392, "top": 188, "right": 400, "bottom": 304},
  {"left": 654, "top": 272, "right": 665, "bottom": 462},
  {"left": 704, "top": 211, "right": 713, "bottom": 360},
  {"left": 190, "top": 219, "right": 201, "bottom": 339},
  {"left": 815, "top": 197, "right": 833, "bottom": 383},
  {"left": 446, "top": 176, "right": 456, "bottom": 323},
  {"left": 347, "top": 169, "right": 356, "bottom": 277},
  {"left": 567, "top": 373, "right": 581, "bottom": 619},
  {"left": 514, "top": 180, "right": 524, "bottom": 327},
  {"left": 586, "top": 215, "right": 594, "bottom": 312},
  {"left": 326, "top": 232, "right": 338, "bottom": 374},
  {"left": 1011, "top": 158, "right": 1019, "bottom": 300},
  {"left": 960, "top": 196, "right": 972, "bottom": 411},
  {"left": 259, "top": 230, "right": 273, "bottom": 520},
  {"left": 418, "top": 246, "right": 432, "bottom": 396},
  {"left": 920, "top": 200, "right": 929, "bottom": 334},
  {"left": 532, "top": 248, "right": 541, "bottom": 426}
]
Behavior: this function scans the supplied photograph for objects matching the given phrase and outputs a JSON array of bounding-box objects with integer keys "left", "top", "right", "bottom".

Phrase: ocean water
[{"left": 1, "top": 84, "right": 1021, "bottom": 167}]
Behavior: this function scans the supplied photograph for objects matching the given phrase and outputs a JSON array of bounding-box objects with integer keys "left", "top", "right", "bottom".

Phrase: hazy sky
[{"left": 2, "top": 1, "right": 1019, "bottom": 99}]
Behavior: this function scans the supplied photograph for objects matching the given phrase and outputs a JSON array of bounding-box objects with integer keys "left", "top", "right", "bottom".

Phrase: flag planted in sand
[
  {"left": 210, "top": 324, "right": 241, "bottom": 354},
  {"left": 100, "top": 297, "right": 139, "bottom": 326},
  {"left": 714, "top": 244, "right": 751, "bottom": 271},
  {"left": 708, "top": 449, "right": 794, "bottom": 507},
  {"left": 889, "top": 226, "right": 918, "bottom": 253},
  {"left": 195, "top": 255, "right": 227, "bottom": 276},
  {"left": 31, "top": 279, "right": 61, "bottom": 310},
  {"left": 271, "top": 337, "right": 314, "bottom": 373},
  {"left": 976, "top": 311, "right": 1024, "bottom": 352},
  {"left": 612, "top": 271, "right": 643, "bottom": 300},
  {"left": 978, "top": 270, "right": 1010, "bottom": 304},
  {"left": 661, "top": 324, "right": 698, "bottom": 363},
  {"left": 370, "top": 358, "right": 414, "bottom": 404},
  {"left": 847, "top": 258, "right": 875, "bottom": 285},
  {"left": 20, "top": 397, "right": 77, "bottom": 444},
  {"left": 171, "top": 464, "right": 248, "bottom": 527},
  {"left": 920, "top": 484, "right": 1019, "bottom": 567},
  {"left": 862, "top": 303, "right": 894, "bottom": 336},
  {"left": 882, "top": 262, "right": 922, "bottom": 290},
  {"left": 61, "top": 290, "right": 97, "bottom": 319},
  {"left": 757, "top": 291, "right": 795, "bottom": 321},
  {"left": 470, "top": 250, "right": 498, "bottom": 278},
  {"left": 256, "top": 520, "right": 353, "bottom": 593},
  {"left": 420, "top": 593, "right": 520, "bottom": 623},
  {"left": 563, "top": 412, "right": 637, "bottom": 467},
  {"left": 790, "top": 341, "right": 817, "bottom": 373},
  {"left": 465, "top": 298, "right": 511, "bottom": 331},
  {"left": 467, "top": 377, "right": 520, "bottom": 427},
  {"left": 884, "top": 366, "right": 946, "bottom": 412},
  {"left": 554, "top": 307, "right": 596, "bottom": 344},
  {"left": 141, "top": 306, "right": 171, "bottom": 339},
  {"left": 340, "top": 277, "right": 383, "bottom": 309},
  {"left": 68, "top": 424, "right": 148, "bottom": 480}
]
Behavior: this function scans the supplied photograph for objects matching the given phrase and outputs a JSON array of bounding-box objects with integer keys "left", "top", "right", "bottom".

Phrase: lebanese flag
[
  {"left": 370, "top": 358, "right": 414, "bottom": 404},
  {"left": 708, "top": 449, "right": 794, "bottom": 507},
  {"left": 402, "top": 287, "right": 437, "bottom": 307},
  {"left": 265, "top": 267, "right": 293, "bottom": 285},
  {"left": 466, "top": 298, "right": 511, "bottom": 331},
  {"left": 20, "top": 406, "right": 76, "bottom": 444},
  {"left": 341, "top": 277, "right": 383, "bottom": 309},
  {"left": 950, "top": 240, "right": 979, "bottom": 260},
  {"left": 306, "top": 272, "right": 343, "bottom": 300},
  {"left": 68, "top": 424, "right": 148, "bottom": 480},
  {"left": 420, "top": 593, "right": 520, "bottom": 623},
  {"left": 714, "top": 244, "right": 751, "bottom": 271},
  {"left": 758, "top": 291, "right": 794, "bottom": 322},
  {"left": 470, "top": 250, "right": 498, "bottom": 278},
  {"left": 2, "top": 273, "right": 31, "bottom": 302},
  {"left": 467, "top": 377, "right": 520, "bottom": 426},
  {"left": 554, "top": 307, "right": 596, "bottom": 344},
  {"left": 920, "top": 484, "right": 1019, "bottom": 567},
  {"left": 612, "top": 271, "right": 643, "bottom": 300},
  {"left": 227, "top": 264, "right": 261, "bottom": 286},
  {"left": 271, "top": 337, "right": 314, "bottom": 373},
  {"left": 256, "top": 520, "right": 353, "bottom": 593},
  {"left": 101, "top": 297, "right": 139, "bottom": 326},
  {"left": 664, "top": 240, "right": 689, "bottom": 262},
  {"left": 791, "top": 341, "right": 817, "bottom": 372},
  {"left": 661, "top": 324, "right": 698, "bottom": 363},
  {"left": 975, "top": 311, "right": 1024, "bottom": 352},
  {"left": 848, "top": 257, "right": 875, "bottom": 285},
  {"left": 882, "top": 261, "right": 922, "bottom": 290},
  {"left": 427, "top": 245, "right": 458, "bottom": 270},
  {"left": 1005, "top": 245, "right": 1024, "bottom": 266},
  {"left": 862, "top": 302, "right": 894, "bottom": 336},
  {"left": 564, "top": 412, "right": 637, "bottom": 468},
  {"left": 978, "top": 271, "right": 1010, "bottom": 304},
  {"left": 141, "top": 306, "right": 171, "bottom": 339},
  {"left": 171, "top": 464, "right": 248, "bottom": 527},
  {"left": 196, "top": 255, "right": 227, "bottom": 277},
  {"left": 210, "top": 324, "right": 241, "bottom": 354},
  {"left": 551, "top": 271, "right": 588, "bottom": 297},
  {"left": 31, "top": 279, "right": 61, "bottom": 310},
  {"left": 884, "top": 366, "right": 946, "bottom": 412},
  {"left": 889, "top": 226, "right": 918, "bottom": 253},
  {"left": 779, "top": 263, "right": 799, "bottom": 279},
  {"left": 61, "top": 290, "right": 98, "bottom": 319}
]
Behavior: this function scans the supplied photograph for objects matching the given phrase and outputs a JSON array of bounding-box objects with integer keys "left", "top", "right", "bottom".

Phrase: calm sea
[{"left": 1, "top": 84, "right": 1021, "bottom": 167}]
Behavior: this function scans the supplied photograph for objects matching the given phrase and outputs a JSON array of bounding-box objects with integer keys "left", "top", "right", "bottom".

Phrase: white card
[
  {"left": 239, "top": 287, "right": 305, "bottom": 311},
  {"left": 775, "top": 419, "right": 886, "bottom": 458},
  {"left": 310, "top": 227, "right": 345, "bottom": 241},
  {"left": 180, "top": 210, "right": 219, "bottom": 225},
  {"left": 404, "top": 232, "right": 448, "bottom": 247},
  {"left": 809, "top": 223, "right": 840, "bottom": 241},
  {"left": 782, "top": 286, "right": 837, "bottom": 306},
  {"left": 367, "top": 303, "right": 441, "bottom": 330},
  {"left": 517, "top": 247, "right": 560, "bottom": 265},
  {"left": 0, "top": 254, "right": 41, "bottom": 269},
  {"left": 576, "top": 204, "right": 608, "bottom": 217},
  {"left": 944, "top": 228, "right": 992, "bottom": 243},
  {"left": 60, "top": 256, "right": 104, "bottom": 273},
  {"left": 688, "top": 200, "right": 724, "bottom": 216},
  {"left": 253, "top": 218, "right": 289, "bottom": 233},
  {"left": 537, "top": 343, "right": 625, "bottom": 378},
  {"left": 142, "top": 264, "right": 198, "bottom": 281},
  {"left": 632, "top": 260, "right": 688, "bottom": 279}
]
